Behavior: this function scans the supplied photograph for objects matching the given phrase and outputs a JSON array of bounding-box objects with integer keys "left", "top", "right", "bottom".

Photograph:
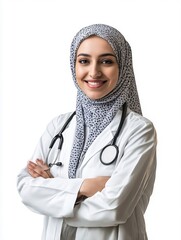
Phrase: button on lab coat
[{"left": 17, "top": 109, "right": 157, "bottom": 240}]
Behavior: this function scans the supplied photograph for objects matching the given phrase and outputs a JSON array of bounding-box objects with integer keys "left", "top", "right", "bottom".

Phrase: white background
[{"left": 0, "top": 0, "right": 181, "bottom": 239}]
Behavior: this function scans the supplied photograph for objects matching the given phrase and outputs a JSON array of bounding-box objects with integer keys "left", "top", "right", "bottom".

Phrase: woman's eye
[
  {"left": 101, "top": 59, "right": 113, "bottom": 64},
  {"left": 78, "top": 59, "right": 89, "bottom": 64}
]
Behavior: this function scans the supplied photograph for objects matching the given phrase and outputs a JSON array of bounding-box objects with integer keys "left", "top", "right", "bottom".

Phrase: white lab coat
[{"left": 17, "top": 108, "right": 157, "bottom": 240}]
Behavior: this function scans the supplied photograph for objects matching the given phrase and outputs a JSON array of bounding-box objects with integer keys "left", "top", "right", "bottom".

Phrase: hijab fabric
[{"left": 68, "top": 24, "right": 142, "bottom": 178}]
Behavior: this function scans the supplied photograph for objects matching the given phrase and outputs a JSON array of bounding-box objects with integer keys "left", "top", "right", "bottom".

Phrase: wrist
[{"left": 79, "top": 178, "right": 89, "bottom": 197}]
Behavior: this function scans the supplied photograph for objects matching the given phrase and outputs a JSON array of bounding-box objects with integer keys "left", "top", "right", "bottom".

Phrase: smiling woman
[
  {"left": 17, "top": 24, "right": 157, "bottom": 240},
  {"left": 75, "top": 36, "right": 119, "bottom": 100}
]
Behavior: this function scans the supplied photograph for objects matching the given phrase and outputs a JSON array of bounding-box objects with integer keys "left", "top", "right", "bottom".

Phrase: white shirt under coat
[{"left": 17, "top": 108, "right": 157, "bottom": 240}]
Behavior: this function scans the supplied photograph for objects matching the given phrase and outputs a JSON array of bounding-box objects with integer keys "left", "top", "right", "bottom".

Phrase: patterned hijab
[{"left": 68, "top": 24, "right": 142, "bottom": 178}]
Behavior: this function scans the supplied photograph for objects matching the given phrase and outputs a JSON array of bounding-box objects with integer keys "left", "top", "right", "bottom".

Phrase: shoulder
[
  {"left": 51, "top": 111, "right": 75, "bottom": 126},
  {"left": 46, "top": 112, "right": 75, "bottom": 136},
  {"left": 127, "top": 109, "right": 155, "bottom": 127},
  {"left": 124, "top": 109, "right": 157, "bottom": 142}
]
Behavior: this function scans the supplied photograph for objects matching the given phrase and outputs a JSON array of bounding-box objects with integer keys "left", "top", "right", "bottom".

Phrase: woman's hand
[
  {"left": 78, "top": 176, "right": 110, "bottom": 198},
  {"left": 27, "top": 159, "right": 53, "bottom": 178}
]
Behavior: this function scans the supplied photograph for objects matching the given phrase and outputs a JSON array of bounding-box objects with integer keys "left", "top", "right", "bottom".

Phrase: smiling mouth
[{"left": 84, "top": 80, "right": 107, "bottom": 88}]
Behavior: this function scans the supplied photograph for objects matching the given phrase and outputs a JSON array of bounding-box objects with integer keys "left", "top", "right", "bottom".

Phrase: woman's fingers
[
  {"left": 28, "top": 168, "right": 41, "bottom": 178},
  {"left": 27, "top": 160, "right": 51, "bottom": 178},
  {"left": 36, "top": 159, "right": 50, "bottom": 171},
  {"left": 36, "top": 159, "right": 44, "bottom": 167}
]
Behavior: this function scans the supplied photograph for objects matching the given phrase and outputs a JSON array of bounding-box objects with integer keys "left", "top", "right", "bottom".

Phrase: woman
[{"left": 17, "top": 24, "right": 157, "bottom": 240}]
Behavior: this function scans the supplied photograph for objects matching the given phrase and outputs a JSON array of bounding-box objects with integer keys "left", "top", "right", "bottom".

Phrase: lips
[{"left": 84, "top": 80, "right": 107, "bottom": 88}]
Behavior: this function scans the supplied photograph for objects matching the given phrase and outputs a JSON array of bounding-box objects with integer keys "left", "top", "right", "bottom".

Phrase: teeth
[
  {"left": 88, "top": 82, "right": 100, "bottom": 86},
  {"left": 87, "top": 81, "right": 104, "bottom": 87}
]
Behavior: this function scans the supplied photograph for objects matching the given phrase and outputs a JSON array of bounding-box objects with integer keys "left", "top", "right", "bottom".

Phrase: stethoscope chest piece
[{"left": 100, "top": 144, "right": 119, "bottom": 165}]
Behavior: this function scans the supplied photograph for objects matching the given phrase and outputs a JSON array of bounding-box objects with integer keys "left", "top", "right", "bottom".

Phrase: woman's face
[{"left": 75, "top": 36, "right": 119, "bottom": 100}]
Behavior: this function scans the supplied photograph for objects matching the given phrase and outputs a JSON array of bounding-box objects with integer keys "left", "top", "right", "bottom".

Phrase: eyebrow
[{"left": 77, "top": 53, "right": 116, "bottom": 58}]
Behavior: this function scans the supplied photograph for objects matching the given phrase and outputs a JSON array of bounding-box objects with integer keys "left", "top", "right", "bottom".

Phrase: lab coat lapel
[{"left": 80, "top": 110, "right": 122, "bottom": 168}]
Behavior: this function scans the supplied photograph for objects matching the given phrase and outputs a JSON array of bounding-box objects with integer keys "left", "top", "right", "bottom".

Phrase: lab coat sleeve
[
  {"left": 17, "top": 114, "right": 84, "bottom": 218},
  {"left": 17, "top": 169, "right": 84, "bottom": 218},
  {"left": 65, "top": 120, "right": 157, "bottom": 227}
]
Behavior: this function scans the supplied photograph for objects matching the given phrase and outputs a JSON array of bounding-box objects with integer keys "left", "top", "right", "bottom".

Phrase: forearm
[{"left": 78, "top": 176, "right": 110, "bottom": 198}]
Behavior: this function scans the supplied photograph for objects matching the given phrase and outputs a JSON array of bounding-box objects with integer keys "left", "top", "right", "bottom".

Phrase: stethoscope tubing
[
  {"left": 46, "top": 111, "right": 76, "bottom": 166},
  {"left": 100, "top": 102, "right": 127, "bottom": 165},
  {"left": 46, "top": 103, "right": 127, "bottom": 167}
]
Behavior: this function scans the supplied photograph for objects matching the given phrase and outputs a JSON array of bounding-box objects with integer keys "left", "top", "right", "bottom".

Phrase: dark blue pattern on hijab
[{"left": 68, "top": 24, "right": 142, "bottom": 178}]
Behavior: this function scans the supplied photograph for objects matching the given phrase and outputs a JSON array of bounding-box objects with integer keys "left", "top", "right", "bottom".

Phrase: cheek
[
  {"left": 108, "top": 68, "right": 119, "bottom": 84},
  {"left": 75, "top": 66, "right": 86, "bottom": 81}
]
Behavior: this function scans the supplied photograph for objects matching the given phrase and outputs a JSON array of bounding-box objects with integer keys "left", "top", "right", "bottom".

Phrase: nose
[{"left": 89, "top": 63, "right": 102, "bottom": 78}]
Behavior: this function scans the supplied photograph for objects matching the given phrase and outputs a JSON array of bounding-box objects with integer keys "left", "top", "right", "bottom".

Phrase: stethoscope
[{"left": 46, "top": 102, "right": 127, "bottom": 167}]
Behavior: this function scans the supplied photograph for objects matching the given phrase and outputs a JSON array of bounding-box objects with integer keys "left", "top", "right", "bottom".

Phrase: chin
[
  {"left": 83, "top": 89, "right": 107, "bottom": 100},
  {"left": 86, "top": 94, "right": 105, "bottom": 100}
]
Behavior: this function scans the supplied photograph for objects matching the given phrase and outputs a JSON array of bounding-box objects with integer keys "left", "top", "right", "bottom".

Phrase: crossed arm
[
  {"left": 27, "top": 159, "right": 110, "bottom": 198},
  {"left": 20, "top": 119, "right": 156, "bottom": 226}
]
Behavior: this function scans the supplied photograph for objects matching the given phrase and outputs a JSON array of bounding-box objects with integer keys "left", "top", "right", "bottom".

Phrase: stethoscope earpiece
[
  {"left": 56, "top": 162, "right": 63, "bottom": 166},
  {"left": 48, "top": 162, "right": 63, "bottom": 167}
]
